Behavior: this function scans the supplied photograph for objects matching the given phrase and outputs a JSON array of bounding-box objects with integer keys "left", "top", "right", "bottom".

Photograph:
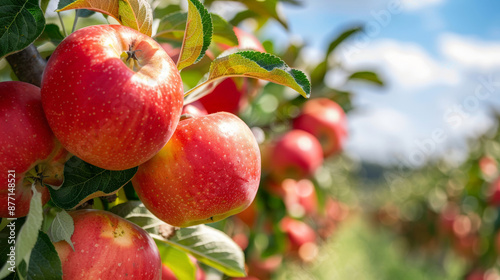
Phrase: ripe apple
[
  {"left": 181, "top": 100, "right": 208, "bottom": 117},
  {"left": 41, "top": 24, "right": 183, "bottom": 170},
  {"left": 269, "top": 130, "right": 323, "bottom": 182},
  {"left": 53, "top": 209, "right": 161, "bottom": 279},
  {"left": 293, "top": 98, "right": 348, "bottom": 157},
  {"left": 280, "top": 217, "right": 317, "bottom": 262},
  {"left": 132, "top": 112, "right": 261, "bottom": 227},
  {"left": 0, "top": 81, "right": 67, "bottom": 218}
]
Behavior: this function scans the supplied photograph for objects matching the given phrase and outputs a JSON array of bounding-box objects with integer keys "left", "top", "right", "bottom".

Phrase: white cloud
[
  {"left": 402, "top": 0, "right": 445, "bottom": 11},
  {"left": 341, "top": 40, "right": 460, "bottom": 90},
  {"left": 346, "top": 107, "right": 415, "bottom": 163},
  {"left": 439, "top": 33, "right": 500, "bottom": 70}
]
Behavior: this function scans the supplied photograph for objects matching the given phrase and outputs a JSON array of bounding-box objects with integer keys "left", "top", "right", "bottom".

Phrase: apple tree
[{"left": 0, "top": 0, "right": 384, "bottom": 279}]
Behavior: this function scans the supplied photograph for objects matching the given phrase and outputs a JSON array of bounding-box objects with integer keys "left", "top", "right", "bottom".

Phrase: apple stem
[
  {"left": 179, "top": 114, "right": 194, "bottom": 121},
  {"left": 123, "top": 44, "right": 143, "bottom": 72}
]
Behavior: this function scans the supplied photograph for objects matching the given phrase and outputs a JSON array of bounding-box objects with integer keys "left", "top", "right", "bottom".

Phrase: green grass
[{"left": 275, "top": 216, "right": 466, "bottom": 280}]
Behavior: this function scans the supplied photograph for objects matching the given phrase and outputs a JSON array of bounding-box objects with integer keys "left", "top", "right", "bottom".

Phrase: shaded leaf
[
  {"left": 177, "top": 0, "right": 212, "bottom": 70},
  {"left": 211, "top": 13, "right": 238, "bottom": 47},
  {"left": 109, "top": 201, "right": 164, "bottom": 235},
  {"left": 348, "top": 71, "right": 384, "bottom": 86},
  {"left": 184, "top": 50, "right": 310, "bottom": 104},
  {"left": 155, "top": 11, "right": 187, "bottom": 41},
  {"left": 27, "top": 232, "right": 63, "bottom": 280},
  {"left": 157, "top": 242, "right": 196, "bottom": 280},
  {"left": 0, "top": 0, "right": 45, "bottom": 58},
  {"left": 152, "top": 225, "right": 246, "bottom": 277},
  {"left": 0, "top": 186, "right": 43, "bottom": 278},
  {"left": 47, "top": 210, "right": 75, "bottom": 251},
  {"left": 58, "top": 0, "right": 153, "bottom": 36},
  {"left": 36, "top": 24, "right": 64, "bottom": 46},
  {"left": 326, "top": 26, "right": 363, "bottom": 56},
  {"left": 47, "top": 156, "right": 137, "bottom": 210}
]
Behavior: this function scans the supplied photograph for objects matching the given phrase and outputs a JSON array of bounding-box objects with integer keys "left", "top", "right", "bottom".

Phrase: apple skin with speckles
[
  {"left": 132, "top": 112, "right": 261, "bottom": 227},
  {"left": 293, "top": 98, "right": 348, "bottom": 157},
  {"left": 0, "top": 81, "right": 67, "bottom": 218},
  {"left": 41, "top": 25, "right": 184, "bottom": 171},
  {"left": 53, "top": 209, "right": 161, "bottom": 280},
  {"left": 269, "top": 130, "right": 323, "bottom": 182}
]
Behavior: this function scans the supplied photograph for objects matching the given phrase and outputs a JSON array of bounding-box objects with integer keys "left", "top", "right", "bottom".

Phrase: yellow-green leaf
[
  {"left": 177, "top": 0, "right": 212, "bottom": 71},
  {"left": 184, "top": 50, "right": 311, "bottom": 104},
  {"left": 58, "top": 0, "right": 153, "bottom": 36}
]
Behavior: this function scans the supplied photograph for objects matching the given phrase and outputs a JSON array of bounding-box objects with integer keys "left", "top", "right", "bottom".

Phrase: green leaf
[
  {"left": 0, "top": 0, "right": 45, "bottom": 58},
  {"left": 36, "top": 24, "right": 64, "bottom": 46},
  {"left": 229, "top": 0, "right": 287, "bottom": 29},
  {"left": 348, "top": 71, "right": 384, "bottom": 86},
  {"left": 177, "top": 0, "right": 212, "bottom": 70},
  {"left": 156, "top": 12, "right": 236, "bottom": 47},
  {"left": 109, "top": 201, "right": 164, "bottom": 235},
  {"left": 47, "top": 210, "right": 75, "bottom": 251},
  {"left": 156, "top": 242, "right": 196, "bottom": 280},
  {"left": 326, "top": 26, "right": 363, "bottom": 57},
  {"left": 27, "top": 232, "right": 62, "bottom": 280},
  {"left": 155, "top": 11, "right": 187, "bottom": 41},
  {"left": 184, "top": 50, "right": 311, "bottom": 104},
  {"left": 211, "top": 13, "right": 238, "bottom": 47},
  {"left": 152, "top": 225, "right": 246, "bottom": 277},
  {"left": 57, "top": 0, "right": 153, "bottom": 36},
  {"left": 310, "top": 60, "right": 327, "bottom": 86},
  {"left": 47, "top": 156, "right": 138, "bottom": 210},
  {"left": 0, "top": 186, "right": 43, "bottom": 279}
]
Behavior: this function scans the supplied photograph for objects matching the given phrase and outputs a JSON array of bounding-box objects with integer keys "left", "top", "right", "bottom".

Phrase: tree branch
[{"left": 6, "top": 44, "right": 46, "bottom": 87}]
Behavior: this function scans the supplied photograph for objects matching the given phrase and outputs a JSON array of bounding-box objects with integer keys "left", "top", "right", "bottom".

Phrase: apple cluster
[{"left": 1, "top": 24, "right": 264, "bottom": 279}]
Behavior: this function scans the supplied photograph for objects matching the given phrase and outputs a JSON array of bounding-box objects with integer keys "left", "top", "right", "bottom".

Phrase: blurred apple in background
[
  {"left": 293, "top": 98, "right": 348, "bottom": 157},
  {"left": 269, "top": 130, "right": 323, "bottom": 182},
  {"left": 181, "top": 101, "right": 208, "bottom": 117}
]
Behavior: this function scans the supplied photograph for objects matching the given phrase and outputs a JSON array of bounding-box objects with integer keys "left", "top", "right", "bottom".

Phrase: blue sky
[{"left": 257, "top": 0, "right": 500, "bottom": 166}]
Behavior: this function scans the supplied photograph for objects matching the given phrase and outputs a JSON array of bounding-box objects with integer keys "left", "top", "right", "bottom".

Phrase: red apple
[
  {"left": 53, "top": 209, "right": 161, "bottom": 279},
  {"left": 280, "top": 217, "right": 316, "bottom": 252},
  {"left": 247, "top": 255, "right": 282, "bottom": 280},
  {"left": 41, "top": 24, "right": 183, "bottom": 170},
  {"left": 488, "top": 176, "right": 500, "bottom": 206},
  {"left": 293, "top": 98, "right": 348, "bottom": 157},
  {"left": 281, "top": 179, "right": 318, "bottom": 218},
  {"left": 181, "top": 100, "right": 208, "bottom": 117},
  {"left": 0, "top": 81, "right": 67, "bottom": 218},
  {"left": 269, "top": 130, "right": 323, "bottom": 182},
  {"left": 132, "top": 112, "right": 261, "bottom": 227},
  {"left": 198, "top": 78, "right": 249, "bottom": 114}
]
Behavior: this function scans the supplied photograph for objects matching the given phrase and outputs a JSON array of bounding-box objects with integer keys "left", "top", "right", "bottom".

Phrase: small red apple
[
  {"left": 269, "top": 130, "right": 323, "bottom": 182},
  {"left": 198, "top": 78, "right": 249, "bottom": 115},
  {"left": 200, "top": 27, "right": 265, "bottom": 115},
  {"left": 0, "top": 81, "right": 67, "bottom": 218},
  {"left": 53, "top": 209, "right": 161, "bottom": 279},
  {"left": 132, "top": 112, "right": 261, "bottom": 227},
  {"left": 281, "top": 179, "right": 318, "bottom": 218},
  {"left": 293, "top": 98, "right": 348, "bottom": 157},
  {"left": 181, "top": 100, "right": 208, "bottom": 117},
  {"left": 247, "top": 255, "right": 282, "bottom": 280},
  {"left": 280, "top": 217, "right": 317, "bottom": 252},
  {"left": 42, "top": 24, "right": 183, "bottom": 170}
]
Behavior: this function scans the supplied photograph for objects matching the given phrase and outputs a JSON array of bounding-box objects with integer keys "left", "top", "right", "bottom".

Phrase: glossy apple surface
[
  {"left": 0, "top": 81, "right": 66, "bottom": 218},
  {"left": 293, "top": 98, "right": 348, "bottom": 157},
  {"left": 181, "top": 100, "right": 208, "bottom": 117},
  {"left": 42, "top": 24, "right": 183, "bottom": 170},
  {"left": 53, "top": 209, "right": 161, "bottom": 279},
  {"left": 269, "top": 130, "right": 323, "bottom": 182},
  {"left": 132, "top": 112, "right": 261, "bottom": 227}
]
